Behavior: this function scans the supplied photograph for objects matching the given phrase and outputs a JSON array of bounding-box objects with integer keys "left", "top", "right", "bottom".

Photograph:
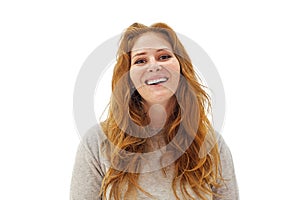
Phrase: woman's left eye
[{"left": 159, "top": 55, "right": 172, "bottom": 60}]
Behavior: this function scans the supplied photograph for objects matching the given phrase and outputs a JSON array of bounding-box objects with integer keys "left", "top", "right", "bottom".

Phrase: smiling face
[{"left": 130, "top": 32, "right": 180, "bottom": 108}]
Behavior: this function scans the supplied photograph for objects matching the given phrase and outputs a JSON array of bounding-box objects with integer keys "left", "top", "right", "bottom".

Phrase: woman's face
[{"left": 130, "top": 32, "right": 180, "bottom": 108}]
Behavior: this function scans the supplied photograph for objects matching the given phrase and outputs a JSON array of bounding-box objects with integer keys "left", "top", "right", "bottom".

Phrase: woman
[{"left": 70, "top": 22, "right": 239, "bottom": 200}]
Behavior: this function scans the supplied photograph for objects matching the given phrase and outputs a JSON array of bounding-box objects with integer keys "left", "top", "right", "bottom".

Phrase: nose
[
  {"left": 147, "top": 64, "right": 162, "bottom": 72},
  {"left": 147, "top": 58, "right": 161, "bottom": 72}
]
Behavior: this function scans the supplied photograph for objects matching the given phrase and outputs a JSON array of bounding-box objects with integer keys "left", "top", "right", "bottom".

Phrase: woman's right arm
[{"left": 70, "top": 125, "right": 106, "bottom": 200}]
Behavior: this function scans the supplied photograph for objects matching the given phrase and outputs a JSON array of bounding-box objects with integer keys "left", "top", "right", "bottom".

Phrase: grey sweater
[{"left": 70, "top": 125, "right": 239, "bottom": 200}]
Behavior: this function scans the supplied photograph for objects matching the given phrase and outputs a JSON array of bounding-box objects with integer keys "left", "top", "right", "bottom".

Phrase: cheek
[
  {"left": 129, "top": 69, "right": 137, "bottom": 83},
  {"left": 166, "top": 59, "right": 181, "bottom": 73},
  {"left": 130, "top": 67, "right": 144, "bottom": 87}
]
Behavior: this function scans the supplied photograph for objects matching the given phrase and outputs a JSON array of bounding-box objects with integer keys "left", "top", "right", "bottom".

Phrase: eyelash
[
  {"left": 134, "top": 58, "right": 146, "bottom": 64},
  {"left": 159, "top": 55, "right": 172, "bottom": 60},
  {"left": 133, "top": 54, "right": 172, "bottom": 65}
]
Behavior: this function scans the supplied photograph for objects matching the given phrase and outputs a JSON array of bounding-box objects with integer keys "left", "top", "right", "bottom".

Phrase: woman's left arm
[{"left": 212, "top": 134, "right": 239, "bottom": 200}]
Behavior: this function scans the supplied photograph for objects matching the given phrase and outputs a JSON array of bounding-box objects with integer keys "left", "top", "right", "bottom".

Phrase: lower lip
[{"left": 148, "top": 84, "right": 163, "bottom": 87}]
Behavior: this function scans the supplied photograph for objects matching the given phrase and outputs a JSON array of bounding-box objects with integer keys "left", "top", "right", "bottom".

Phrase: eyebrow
[{"left": 131, "top": 48, "right": 171, "bottom": 59}]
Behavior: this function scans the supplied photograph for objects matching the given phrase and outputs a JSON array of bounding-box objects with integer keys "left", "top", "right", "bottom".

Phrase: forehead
[{"left": 131, "top": 32, "right": 172, "bottom": 52}]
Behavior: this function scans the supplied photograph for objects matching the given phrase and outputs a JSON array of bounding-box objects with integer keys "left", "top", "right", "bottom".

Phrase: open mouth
[{"left": 145, "top": 77, "right": 169, "bottom": 85}]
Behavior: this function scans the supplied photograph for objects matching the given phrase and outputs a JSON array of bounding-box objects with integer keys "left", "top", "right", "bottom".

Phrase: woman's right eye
[{"left": 134, "top": 59, "right": 146, "bottom": 64}]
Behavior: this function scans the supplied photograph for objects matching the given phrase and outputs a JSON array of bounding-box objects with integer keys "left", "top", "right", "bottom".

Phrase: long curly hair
[{"left": 100, "top": 22, "right": 223, "bottom": 200}]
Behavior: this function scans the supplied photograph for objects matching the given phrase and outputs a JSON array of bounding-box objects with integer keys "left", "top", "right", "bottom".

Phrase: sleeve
[
  {"left": 212, "top": 135, "right": 239, "bottom": 200},
  {"left": 70, "top": 125, "right": 107, "bottom": 200}
]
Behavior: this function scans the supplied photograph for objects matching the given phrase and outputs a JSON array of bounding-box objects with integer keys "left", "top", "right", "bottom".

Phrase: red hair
[{"left": 100, "top": 22, "right": 223, "bottom": 200}]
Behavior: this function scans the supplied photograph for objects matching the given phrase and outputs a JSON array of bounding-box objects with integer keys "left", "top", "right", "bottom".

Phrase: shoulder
[
  {"left": 81, "top": 124, "right": 107, "bottom": 147},
  {"left": 71, "top": 125, "right": 108, "bottom": 199},
  {"left": 215, "top": 130, "right": 230, "bottom": 155},
  {"left": 212, "top": 131, "right": 240, "bottom": 199},
  {"left": 214, "top": 130, "right": 237, "bottom": 176},
  {"left": 79, "top": 124, "right": 109, "bottom": 165}
]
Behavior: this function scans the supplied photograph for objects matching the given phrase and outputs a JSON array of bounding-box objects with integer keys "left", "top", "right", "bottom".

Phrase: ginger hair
[{"left": 100, "top": 22, "right": 223, "bottom": 200}]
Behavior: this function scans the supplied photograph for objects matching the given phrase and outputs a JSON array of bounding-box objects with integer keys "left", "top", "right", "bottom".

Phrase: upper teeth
[{"left": 146, "top": 77, "right": 168, "bottom": 85}]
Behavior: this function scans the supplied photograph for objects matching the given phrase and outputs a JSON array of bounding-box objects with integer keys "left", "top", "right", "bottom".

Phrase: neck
[
  {"left": 144, "top": 97, "right": 176, "bottom": 129},
  {"left": 148, "top": 104, "right": 167, "bottom": 129}
]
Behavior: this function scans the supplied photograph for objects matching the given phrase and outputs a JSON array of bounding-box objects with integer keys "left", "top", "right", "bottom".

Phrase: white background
[{"left": 1, "top": 0, "right": 299, "bottom": 199}]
